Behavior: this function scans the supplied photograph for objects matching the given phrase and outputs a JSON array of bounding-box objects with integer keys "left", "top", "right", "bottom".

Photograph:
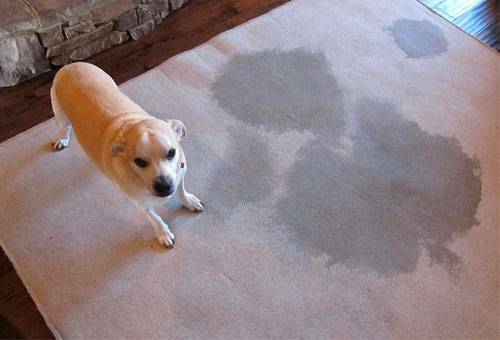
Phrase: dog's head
[{"left": 111, "top": 119, "right": 186, "bottom": 197}]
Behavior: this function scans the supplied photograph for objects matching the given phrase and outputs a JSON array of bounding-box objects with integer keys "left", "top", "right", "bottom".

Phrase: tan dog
[{"left": 50, "top": 62, "right": 204, "bottom": 248}]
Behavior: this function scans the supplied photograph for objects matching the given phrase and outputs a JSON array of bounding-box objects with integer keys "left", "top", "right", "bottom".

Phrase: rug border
[
  {"left": 0, "top": 234, "right": 63, "bottom": 339},
  {"left": 0, "top": 118, "right": 62, "bottom": 338}
]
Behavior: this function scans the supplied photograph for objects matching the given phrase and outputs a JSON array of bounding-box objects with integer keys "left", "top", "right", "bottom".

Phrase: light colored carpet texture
[{"left": 0, "top": 0, "right": 498, "bottom": 338}]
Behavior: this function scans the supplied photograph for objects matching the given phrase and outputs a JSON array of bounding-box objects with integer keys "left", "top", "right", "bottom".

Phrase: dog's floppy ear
[
  {"left": 168, "top": 119, "right": 187, "bottom": 141},
  {"left": 110, "top": 141, "right": 125, "bottom": 158}
]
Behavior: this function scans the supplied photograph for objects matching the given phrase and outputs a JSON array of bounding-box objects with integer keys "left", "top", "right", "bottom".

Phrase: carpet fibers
[{"left": 0, "top": 0, "right": 498, "bottom": 338}]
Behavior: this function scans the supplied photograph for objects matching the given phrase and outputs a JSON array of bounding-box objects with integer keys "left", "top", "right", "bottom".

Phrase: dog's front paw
[
  {"left": 156, "top": 229, "right": 175, "bottom": 248},
  {"left": 52, "top": 138, "right": 69, "bottom": 151},
  {"left": 182, "top": 193, "right": 205, "bottom": 212}
]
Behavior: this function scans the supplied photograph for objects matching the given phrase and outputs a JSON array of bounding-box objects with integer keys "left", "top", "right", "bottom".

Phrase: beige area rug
[{"left": 0, "top": 0, "right": 498, "bottom": 338}]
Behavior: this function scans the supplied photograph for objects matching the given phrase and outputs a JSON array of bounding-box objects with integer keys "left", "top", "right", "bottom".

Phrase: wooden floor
[
  {"left": 0, "top": 0, "right": 288, "bottom": 337},
  {"left": 419, "top": 0, "right": 499, "bottom": 50},
  {"left": 0, "top": 0, "right": 496, "bottom": 338}
]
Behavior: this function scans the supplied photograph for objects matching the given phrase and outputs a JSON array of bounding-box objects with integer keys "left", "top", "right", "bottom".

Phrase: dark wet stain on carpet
[
  {"left": 387, "top": 19, "right": 448, "bottom": 58},
  {"left": 211, "top": 49, "right": 345, "bottom": 140},
  {"left": 210, "top": 48, "right": 481, "bottom": 276},
  {"left": 275, "top": 99, "right": 481, "bottom": 276},
  {"left": 205, "top": 127, "right": 274, "bottom": 217}
]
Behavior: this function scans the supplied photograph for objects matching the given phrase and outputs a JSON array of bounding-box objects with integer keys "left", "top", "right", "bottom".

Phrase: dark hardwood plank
[
  {"left": 418, "top": 0, "right": 499, "bottom": 50},
  {"left": 0, "top": 249, "right": 54, "bottom": 339},
  {"left": 0, "top": 0, "right": 288, "bottom": 338}
]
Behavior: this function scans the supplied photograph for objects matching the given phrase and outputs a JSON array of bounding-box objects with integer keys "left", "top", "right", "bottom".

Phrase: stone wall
[{"left": 0, "top": 0, "right": 188, "bottom": 87}]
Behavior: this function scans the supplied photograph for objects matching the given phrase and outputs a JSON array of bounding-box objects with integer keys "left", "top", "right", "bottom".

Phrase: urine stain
[
  {"left": 211, "top": 49, "right": 345, "bottom": 139},
  {"left": 275, "top": 99, "right": 481, "bottom": 276},
  {"left": 209, "top": 48, "right": 347, "bottom": 215},
  {"left": 387, "top": 19, "right": 448, "bottom": 58},
  {"left": 211, "top": 49, "right": 481, "bottom": 277},
  {"left": 205, "top": 127, "right": 274, "bottom": 217}
]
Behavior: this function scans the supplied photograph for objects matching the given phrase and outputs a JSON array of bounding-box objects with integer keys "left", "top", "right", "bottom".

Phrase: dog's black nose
[{"left": 153, "top": 175, "right": 173, "bottom": 197}]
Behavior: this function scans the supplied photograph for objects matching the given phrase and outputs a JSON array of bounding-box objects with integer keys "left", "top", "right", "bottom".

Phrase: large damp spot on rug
[
  {"left": 210, "top": 48, "right": 480, "bottom": 277},
  {"left": 387, "top": 19, "right": 448, "bottom": 58},
  {"left": 275, "top": 99, "right": 481, "bottom": 277},
  {"left": 211, "top": 49, "right": 345, "bottom": 138}
]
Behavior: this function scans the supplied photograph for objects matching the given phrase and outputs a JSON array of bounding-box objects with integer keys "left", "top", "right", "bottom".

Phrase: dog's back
[{"left": 51, "top": 62, "right": 145, "bottom": 168}]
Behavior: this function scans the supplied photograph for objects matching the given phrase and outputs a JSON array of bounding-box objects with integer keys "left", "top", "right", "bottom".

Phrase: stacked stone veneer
[{"left": 0, "top": 0, "right": 189, "bottom": 87}]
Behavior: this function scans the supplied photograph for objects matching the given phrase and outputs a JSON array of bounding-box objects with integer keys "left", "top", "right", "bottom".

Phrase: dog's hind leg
[
  {"left": 50, "top": 86, "right": 72, "bottom": 151},
  {"left": 52, "top": 125, "right": 72, "bottom": 151}
]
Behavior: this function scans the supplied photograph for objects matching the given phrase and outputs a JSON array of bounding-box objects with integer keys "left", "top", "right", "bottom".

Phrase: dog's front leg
[
  {"left": 142, "top": 207, "right": 175, "bottom": 248},
  {"left": 177, "top": 176, "right": 204, "bottom": 212}
]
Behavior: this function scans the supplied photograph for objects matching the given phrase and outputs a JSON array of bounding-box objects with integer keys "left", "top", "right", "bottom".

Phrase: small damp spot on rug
[
  {"left": 275, "top": 99, "right": 481, "bottom": 276},
  {"left": 205, "top": 127, "right": 274, "bottom": 217},
  {"left": 387, "top": 19, "right": 448, "bottom": 58}
]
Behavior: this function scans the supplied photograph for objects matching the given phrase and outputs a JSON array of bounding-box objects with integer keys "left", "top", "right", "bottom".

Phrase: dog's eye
[
  {"left": 166, "top": 148, "right": 176, "bottom": 160},
  {"left": 134, "top": 158, "right": 148, "bottom": 168}
]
